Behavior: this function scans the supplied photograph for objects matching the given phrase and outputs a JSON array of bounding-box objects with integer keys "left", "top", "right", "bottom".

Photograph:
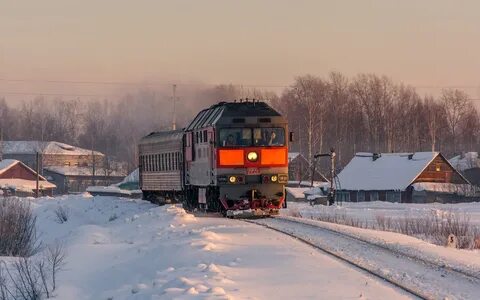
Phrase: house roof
[
  {"left": 337, "top": 152, "right": 440, "bottom": 191},
  {"left": 2, "top": 141, "right": 104, "bottom": 156},
  {"left": 288, "top": 152, "right": 301, "bottom": 161},
  {"left": 0, "top": 159, "right": 19, "bottom": 175},
  {"left": 449, "top": 152, "right": 480, "bottom": 171}
]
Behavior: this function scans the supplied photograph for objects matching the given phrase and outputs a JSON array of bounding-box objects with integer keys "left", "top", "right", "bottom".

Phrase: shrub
[
  {"left": 0, "top": 198, "right": 40, "bottom": 257},
  {"left": 54, "top": 206, "right": 69, "bottom": 224},
  {"left": 0, "top": 241, "right": 66, "bottom": 300}
]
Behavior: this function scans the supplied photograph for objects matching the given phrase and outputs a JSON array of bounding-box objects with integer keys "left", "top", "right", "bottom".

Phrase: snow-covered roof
[
  {"left": 288, "top": 152, "right": 301, "bottom": 161},
  {"left": 45, "top": 166, "right": 126, "bottom": 177},
  {"left": 116, "top": 168, "right": 139, "bottom": 186},
  {"left": 449, "top": 152, "right": 480, "bottom": 171},
  {"left": 0, "top": 159, "right": 19, "bottom": 175},
  {"left": 337, "top": 152, "right": 438, "bottom": 191},
  {"left": 2, "top": 141, "right": 104, "bottom": 156}
]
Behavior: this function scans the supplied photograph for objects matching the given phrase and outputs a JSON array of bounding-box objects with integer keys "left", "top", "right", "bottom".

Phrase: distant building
[
  {"left": 288, "top": 152, "right": 328, "bottom": 184},
  {"left": 449, "top": 152, "right": 480, "bottom": 186},
  {"left": 0, "top": 159, "right": 55, "bottom": 197},
  {"left": 2, "top": 141, "right": 124, "bottom": 194},
  {"left": 2, "top": 141, "right": 104, "bottom": 170},
  {"left": 44, "top": 166, "right": 126, "bottom": 194},
  {"left": 337, "top": 152, "right": 474, "bottom": 203}
]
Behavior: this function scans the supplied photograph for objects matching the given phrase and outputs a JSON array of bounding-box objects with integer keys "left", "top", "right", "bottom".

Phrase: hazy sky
[{"left": 1, "top": 0, "right": 480, "bottom": 99}]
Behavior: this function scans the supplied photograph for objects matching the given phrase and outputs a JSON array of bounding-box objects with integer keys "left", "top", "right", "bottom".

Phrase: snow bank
[{"left": 27, "top": 195, "right": 414, "bottom": 299}]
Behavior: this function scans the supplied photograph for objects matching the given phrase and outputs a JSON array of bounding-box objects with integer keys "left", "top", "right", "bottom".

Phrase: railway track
[{"left": 244, "top": 217, "right": 480, "bottom": 300}]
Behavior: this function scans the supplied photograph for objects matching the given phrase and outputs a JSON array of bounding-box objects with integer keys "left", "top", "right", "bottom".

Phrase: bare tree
[{"left": 441, "top": 89, "right": 472, "bottom": 154}]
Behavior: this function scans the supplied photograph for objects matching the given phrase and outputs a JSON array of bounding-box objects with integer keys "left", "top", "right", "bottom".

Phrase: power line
[
  {"left": 0, "top": 78, "right": 290, "bottom": 89},
  {"left": 1, "top": 77, "right": 480, "bottom": 90}
]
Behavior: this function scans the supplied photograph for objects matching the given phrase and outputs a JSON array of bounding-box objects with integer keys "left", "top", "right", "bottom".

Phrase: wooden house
[
  {"left": 0, "top": 159, "right": 55, "bottom": 197},
  {"left": 336, "top": 152, "right": 473, "bottom": 203}
]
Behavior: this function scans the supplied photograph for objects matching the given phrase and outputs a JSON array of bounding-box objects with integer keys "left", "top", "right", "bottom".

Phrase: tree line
[
  {"left": 272, "top": 73, "right": 478, "bottom": 170},
  {"left": 0, "top": 72, "right": 478, "bottom": 173}
]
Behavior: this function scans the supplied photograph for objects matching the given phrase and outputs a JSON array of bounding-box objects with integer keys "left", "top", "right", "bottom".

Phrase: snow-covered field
[
  {"left": 28, "top": 195, "right": 417, "bottom": 299},
  {"left": 284, "top": 200, "right": 480, "bottom": 227}
]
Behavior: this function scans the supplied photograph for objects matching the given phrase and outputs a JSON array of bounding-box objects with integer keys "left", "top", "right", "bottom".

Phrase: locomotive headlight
[
  {"left": 247, "top": 151, "right": 258, "bottom": 162},
  {"left": 270, "top": 175, "right": 278, "bottom": 182},
  {"left": 229, "top": 176, "right": 237, "bottom": 183}
]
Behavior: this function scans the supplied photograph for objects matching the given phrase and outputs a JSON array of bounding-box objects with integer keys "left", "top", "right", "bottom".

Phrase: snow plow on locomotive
[{"left": 138, "top": 100, "right": 290, "bottom": 217}]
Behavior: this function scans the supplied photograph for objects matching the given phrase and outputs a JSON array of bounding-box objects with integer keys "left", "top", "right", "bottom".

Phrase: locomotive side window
[{"left": 203, "top": 130, "right": 207, "bottom": 143}]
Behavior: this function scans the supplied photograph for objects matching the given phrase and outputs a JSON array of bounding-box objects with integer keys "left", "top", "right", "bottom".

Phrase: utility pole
[
  {"left": 313, "top": 147, "right": 336, "bottom": 206},
  {"left": 35, "top": 152, "right": 40, "bottom": 197},
  {"left": 172, "top": 84, "right": 177, "bottom": 130},
  {"left": 0, "top": 128, "right": 3, "bottom": 161},
  {"left": 91, "top": 134, "right": 96, "bottom": 186},
  {"left": 329, "top": 148, "right": 336, "bottom": 206}
]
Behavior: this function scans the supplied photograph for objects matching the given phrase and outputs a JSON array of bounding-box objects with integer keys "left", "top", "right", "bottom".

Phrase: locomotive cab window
[
  {"left": 219, "top": 128, "right": 252, "bottom": 147},
  {"left": 253, "top": 128, "right": 285, "bottom": 146}
]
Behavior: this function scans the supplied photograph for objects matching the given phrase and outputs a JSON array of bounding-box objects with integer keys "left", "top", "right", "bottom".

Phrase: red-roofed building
[{"left": 0, "top": 159, "right": 56, "bottom": 197}]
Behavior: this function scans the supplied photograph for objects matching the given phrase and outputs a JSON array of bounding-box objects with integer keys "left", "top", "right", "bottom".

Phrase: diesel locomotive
[{"left": 138, "top": 100, "right": 289, "bottom": 217}]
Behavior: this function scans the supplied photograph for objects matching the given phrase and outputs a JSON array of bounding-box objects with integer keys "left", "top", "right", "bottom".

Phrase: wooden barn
[
  {"left": 0, "top": 159, "right": 56, "bottom": 197},
  {"left": 336, "top": 152, "right": 474, "bottom": 203}
]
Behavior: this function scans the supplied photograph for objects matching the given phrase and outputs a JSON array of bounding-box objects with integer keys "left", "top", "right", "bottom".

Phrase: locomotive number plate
[{"left": 247, "top": 167, "right": 260, "bottom": 175}]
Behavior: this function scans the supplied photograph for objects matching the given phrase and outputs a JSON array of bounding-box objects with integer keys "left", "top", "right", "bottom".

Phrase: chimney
[
  {"left": 408, "top": 154, "right": 414, "bottom": 160},
  {"left": 372, "top": 153, "right": 380, "bottom": 161}
]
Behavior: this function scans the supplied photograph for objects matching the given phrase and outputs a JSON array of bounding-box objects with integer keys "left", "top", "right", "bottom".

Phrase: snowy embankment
[
  {"left": 282, "top": 202, "right": 480, "bottom": 274},
  {"left": 31, "top": 195, "right": 413, "bottom": 299},
  {"left": 284, "top": 201, "right": 480, "bottom": 226}
]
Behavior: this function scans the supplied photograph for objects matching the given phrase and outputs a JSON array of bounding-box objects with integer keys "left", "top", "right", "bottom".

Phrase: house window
[
  {"left": 357, "top": 191, "right": 365, "bottom": 202},
  {"left": 435, "top": 164, "right": 441, "bottom": 172},
  {"left": 370, "top": 192, "right": 379, "bottom": 201}
]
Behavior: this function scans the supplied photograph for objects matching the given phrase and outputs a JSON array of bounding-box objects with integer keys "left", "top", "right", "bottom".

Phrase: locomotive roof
[
  {"left": 186, "top": 101, "right": 281, "bottom": 130},
  {"left": 139, "top": 129, "right": 184, "bottom": 144}
]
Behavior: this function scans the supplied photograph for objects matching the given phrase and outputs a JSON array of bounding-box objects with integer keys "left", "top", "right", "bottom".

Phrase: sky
[{"left": 1, "top": 0, "right": 480, "bottom": 101}]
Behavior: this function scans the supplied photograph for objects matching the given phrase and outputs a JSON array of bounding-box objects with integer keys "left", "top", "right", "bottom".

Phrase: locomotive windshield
[{"left": 219, "top": 128, "right": 285, "bottom": 147}]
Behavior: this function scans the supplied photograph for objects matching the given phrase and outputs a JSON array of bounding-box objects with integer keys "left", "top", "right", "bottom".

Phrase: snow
[
  {"left": 116, "top": 168, "right": 139, "bottom": 186},
  {"left": 338, "top": 152, "right": 438, "bottom": 191},
  {"left": 284, "top": 200, "right": 480, "bottom": 228},
  {"left": 254, "top": 217, "right": 480, "bottom": 299},
  {"left": 3, "top": 141, "right": 104, "bottom": 156},
  {"left": 412, "top": 182, "right": 478, "bottom": 196},
  {"left": 86, "top": 185, "right": 142, "bottom": 196},
  {"left": 450, "top": 152, "right": 480, "bottom": 171},
  {"left": 24, "top": 195, "right": 419, "bottom": 299},
  {"left": 0, "top": 159, "right": 19, "bottom": 174},
  {"left": 287, "top": 152, "right": 301, "bottom": 161},
  {"left": 0, "top": 178, "right": 56, "bottom": 192}
]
